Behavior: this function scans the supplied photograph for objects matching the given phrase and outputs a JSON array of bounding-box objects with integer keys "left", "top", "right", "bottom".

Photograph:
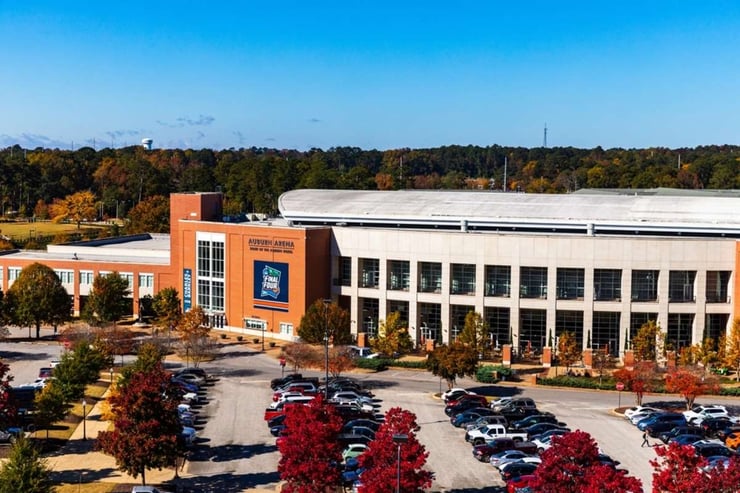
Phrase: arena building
[{"left": 0, "top": 188, "right": 738, "bottom": 357}]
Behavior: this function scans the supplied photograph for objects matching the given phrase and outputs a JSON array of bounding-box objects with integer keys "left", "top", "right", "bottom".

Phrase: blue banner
[
  {"left": 254, "top": 261, "right": 289, "bottom": 311},
  {"left": 183, "top": 268, "right": 192, "bottom": 312}
]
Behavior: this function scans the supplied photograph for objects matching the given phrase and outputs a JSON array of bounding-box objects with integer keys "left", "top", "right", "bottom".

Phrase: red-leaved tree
[
  {"left": 531, "top": 430, "right": 642, "bottom": 493},
  {"left": 0, "top": 359, "right": 15, "bottom": 428},
  {"left": 664, "top": 366, "right": 720, "bottom": 410},
  {"left": 613, "top": 361, "right": 657, "bottom": 406},
  {"left": 651, "top": 442, "right": 740, "bottom": 492},
  {"left": 97, "top": 364, "right": 184, "bottom": 486},
  {"left": 277, "top": 394, "right": 344, "bottom": 493},
  {"left": 358, "top": 407, "right": 433, "bottom": 493}
]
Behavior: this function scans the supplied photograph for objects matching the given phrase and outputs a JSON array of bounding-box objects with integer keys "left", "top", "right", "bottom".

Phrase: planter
[
  {"left": 236, "top": 336, "right": 243, "bottom": 342},
  {"left": 220, "top": 334, "right": 227, "bottom": 339},
  {"left": 253, "top": 338, "right": 260, "bottom": 344},
  {"left": 269, "top": 342, "right": 277, "bottom": 348}
]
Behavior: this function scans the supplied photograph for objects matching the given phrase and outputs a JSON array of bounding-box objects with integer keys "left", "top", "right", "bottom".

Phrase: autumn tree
[
  {"left": 0, "top": 359, "right": 15, "bottom": 429},
  {"left": 277, "top": 394, "right": 344, "bottom": 492},
  {"left": 6, "top": 263, "right": 71, "bottom": 339},
  {"left": 632, "top": 320, "right": 663, "bottom": 362},
  {"left": 97, "top": 364, "right": 184, "bottom": 486},
  {"left": 665, "top": 366, "right": 720, "bottom": 410},
  {"left": 94, "top": 326, "right": 135, "bottom": 366},
  {"left": 176, "top": 306, "right": 213, "bottom": 367},
  {"left": 281, "top": 343, "right": 319, "bottom": 372},
  {"left": 49, "top": 190, "right": 97, "bottom": 229},
  {"left": 457, "top": 311, "right": 489, "bottom": 353},
  {"left": 358, "top": 407, "right": 433, "bottom": 493},
  {"left": 426, "top": 341, "right": 479, "bottom": 389},
  {"left": 33, "top": 382, "right": 69, "bottom": 440},
  {"left": 297, "top": 300, "right": 352, "bottom": 345},
  {"left": 613, "top": 361, "right": 657, "bottom": 406},
  {"left": 532, "top": 430, "right": 642, "bottom": 493},
  {"left": 82, "top": 271, "right": 131, "bottom": 326},
  {"left": 152, "top": 287, "right": 182, "bottom": 337},
  {"left": 557, "top": 331, "right": 582, "bottom": 372},
  {"left": 125, "top": 195, "right": 170, "bottom": 234},
  {"left": 651, "top": 442, "right": 740, "bottom": 493},
  {"left": 0, "top": 435, "right": 54, "bottom": 493},
  {"left": 328, "top": 346, "right": 355, "bottom": 377},
  {"left": 371, "top": 311, "right": 413, "bottom": 357},
  {"left": 724, "top": 318, "right": 740, "bottom": 381}
]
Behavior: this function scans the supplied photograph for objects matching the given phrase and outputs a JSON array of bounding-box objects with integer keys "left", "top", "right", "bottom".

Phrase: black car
[
  {"left": 701, "top": 417, "right": 734, "bottom": 438},
  {"left": 510, "top": 413, "right": 562, "bottom": 430},
  {"left": 647, "top": 420, "right": 691, "bottom": 438},
  {"left": 497, "top": 407, "right": 541, "bottom": 424},
  {"left": 659, "top": 425, "right": 703, "bottom": 444},
  {"left": 500, "top": 461, "right": 538, "bottom": 481},
  {"left": 716, "top": 425, "right": 740, "bottom": 442},
  {"left": 343, "top": 419, "right": 381, "bottom": 432},
  {"left": 175, "top": 367, "right": 209, "bottom": 380},
  {"left": 267, "top": 413, "right": 287, "bottom": 428},
  {"left": 523, "top": 422, "right": 568, "bottom": 438},
  {"left": 445, "top": 399, "right": 488, "bottom": 417},
  {"left": 693, "top": 441, "right": 735, "bottom": 458},
  {"left": 271, "top": 373, "right": 318, "bottom": 390}
]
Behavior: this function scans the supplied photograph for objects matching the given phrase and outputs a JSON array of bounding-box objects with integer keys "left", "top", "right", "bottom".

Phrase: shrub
[
  {"left": 354, "top": 358, "right": 389, "bottom": 371},
  {"left": 476, "top": 364, "right": 513, "bottom": 383},
  {"left": 387, "top": 359, "right": 426, "bottom": 369},
  {"left": 537, "top": 375, "right": 617, "bottom": 391}
]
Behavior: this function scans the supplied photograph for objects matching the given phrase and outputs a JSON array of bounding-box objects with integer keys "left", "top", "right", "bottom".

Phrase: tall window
[
  {"left": 387, "top": 300, "right": 409, "bottom": 328},
  {"left": 197, "top": 235, "right": 225, "bottom": 312},
  {"left": 629, "top": 313, "right": 658, "bottom": 346},
  {"left": 359, "top": 258, "right": 379, "bottom": 288},
  {"left": 419, "top": 302, "right": 441, "bottom": 343},
  {"left": 667, "top": 313, "right": 694, "bottom": 351},
  {"left": 79, "top": 270, "right": 94, "bottom": 285},
  {"left": 592, "top": 312, "right": 620, "bottom": 355},
  {"left": 387, "top": 260, "right": 410, "bottom": 291},
  {"left": 631, "top": 270, "right": 658, "bottom": 302},
  {"left": 54, "top": 269, "right": 74, "bottom": 284},
  {"left": 555, "top": 310, "right": 584, "bottom": 348},
  {"left": 360, "top": 298, "right": 379, "bottom": 337},
  {"left": 450, "top": 264, "right": 476, "bottom": 295},
  {"left": 556, "top": 268, "right": 584, "bottom": 300},
  {"left": 419, "top": 262, "right": 442, "bottom": 293},
  {"left": 279, "top": 322, "right": 293, "bottom": 336},
  {"left": 519, "top": 309, "right": 546, "bottom": 350},
  {"left": 450, "top": 305, "right": 474, "bottom": 341},
  {"left": 8, "top": 267, "right": 21, "bottom": 282},
  {"left": 138, "top": 273, "right": 154, "bottom": 288},
  {"left": 594, "top": 269, "right": 621, "bottom": 301},
  {"left": 520, "top": 267, "right": 547, "bottom": 299},
  {"left": 485, "top": 265, "right": 511, "bottom": 297},
  {"left": 705, "top": 314, "right": 729, "bottom": 343},
  {"left": 668, "top": 271, "right": 696, "bottom": 302},
  {"left": 120, "top": 272, "right": 134, "bottom": 290},
  {"left": 338, "top": 256, "right": 352, "bottom": 286},
  {"left": 706, "top": 271, "right": 730, "bottom": 303},
  {"left": 485, "top": 307, "right": 510, "bottom": 346}
]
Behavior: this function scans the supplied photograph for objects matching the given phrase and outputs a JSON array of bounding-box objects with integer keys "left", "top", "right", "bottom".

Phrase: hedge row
[
  {"left": 476, "top": 365, "right": 514, "bottom": 383},
  {"left": 537, "top": 376, "right": 619, "bottom": 391}
]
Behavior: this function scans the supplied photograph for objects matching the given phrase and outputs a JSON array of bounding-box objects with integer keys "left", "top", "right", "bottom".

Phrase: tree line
[{"left": 1, "top": 144, "right": 740, "bottom": 222}]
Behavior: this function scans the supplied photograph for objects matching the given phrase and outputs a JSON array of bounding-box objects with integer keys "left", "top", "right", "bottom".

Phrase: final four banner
[{"left": 253, "top": 261, "right": 289, "bottom": 312}]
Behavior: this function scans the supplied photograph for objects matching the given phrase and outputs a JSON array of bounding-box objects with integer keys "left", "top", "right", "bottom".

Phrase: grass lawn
[
  {"left": 31, "top": 380, "right": 111, "bottom": 442},
  {"left": 55, "top": 483, "right": 116, "bottom": 493},
  {"left": 0, "top": 220, "right": 106, "bottom": 238}
]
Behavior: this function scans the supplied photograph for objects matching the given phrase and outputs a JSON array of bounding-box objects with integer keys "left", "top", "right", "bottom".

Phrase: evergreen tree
[{"left": 0, "top": 435, "right": 55, "bottom": 493}]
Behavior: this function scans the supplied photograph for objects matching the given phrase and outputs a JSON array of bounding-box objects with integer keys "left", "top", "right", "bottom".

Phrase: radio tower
[{"left": 543, "top": 123, "right": 548, "bottom": 148}]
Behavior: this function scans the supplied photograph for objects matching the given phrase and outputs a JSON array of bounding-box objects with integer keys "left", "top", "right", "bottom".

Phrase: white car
[
  {"left": 442, "top": 388, "right": 474, "bottom": 402},
  {"left": 684, "top": 405, "right": 729, "bottom": 425},
  {"left": 630, "top": 409, "right": 662, "bottom": 425},
  {"left": 26, "top": 378, "right": 49, "bottom": 389},
  {"left": 489, "top": 397, "right": 513, "bottom": 410},
  {"left": 532, "top": 435, "right": 554, "bottom": 453},
  {"left": 488, "top": 450, "right": 531, "bottom": 468},
  {"left": 331, "top": 391, "right": 375, "bottom": 406},
  {"left": 624, "top": 406, "right": 661, "bottom": 420}
]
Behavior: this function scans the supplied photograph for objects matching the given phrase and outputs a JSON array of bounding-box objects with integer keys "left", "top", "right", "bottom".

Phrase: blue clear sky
[{"left": 2, "top": 1, "right": 739, "bottom": 151}]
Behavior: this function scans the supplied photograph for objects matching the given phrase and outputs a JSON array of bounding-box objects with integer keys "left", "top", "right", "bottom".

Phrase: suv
[
  {"left": 684, "top": 405, "right": 729, "bottom": 425},
  {"left": 494, "top": 397, "right": 536, "bottom": 413}
]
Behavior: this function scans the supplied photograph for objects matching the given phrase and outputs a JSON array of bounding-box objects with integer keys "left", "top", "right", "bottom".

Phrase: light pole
[
  {"left": 81, "top": 399, "right": 87, "bottom": 441},
  {"left": 393, "top": 433, "right": 408, "bottom": 493},
  {"left": 109, "top": 367, "right": 113, "bottom": 384},
  {"left": 323, "top": 299, "right": 332, "bottom": 401}
]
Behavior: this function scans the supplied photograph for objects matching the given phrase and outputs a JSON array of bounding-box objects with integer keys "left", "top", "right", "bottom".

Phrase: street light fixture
[
  {"left": 81, "top": 399, "right": 87, "bottom": 441},
  {"left": 323, "top": 298, "right": 332, "bottom": 401},
  {"left": 393, "top": 433, "right": 409, "bottom": 493},
  {"left": 109, "top": 367, "right": 114, "bottom": 384}
]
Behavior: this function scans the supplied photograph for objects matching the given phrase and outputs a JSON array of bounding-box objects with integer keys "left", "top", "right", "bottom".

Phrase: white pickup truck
[{"left": 465, "top": 424, "right": 528, "bottom": 445}]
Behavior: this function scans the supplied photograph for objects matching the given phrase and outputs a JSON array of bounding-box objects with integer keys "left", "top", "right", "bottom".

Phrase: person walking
[{"left": 641, "top": 431, "right": 650, "bottom": 447}]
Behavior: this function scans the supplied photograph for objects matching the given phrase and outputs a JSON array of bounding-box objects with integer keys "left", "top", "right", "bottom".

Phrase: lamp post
[
  {"left": 323, "top": 298, "right": 332, "bottom": 401},
  {"left": 109, "top": 367, "right": 113, "bottom": 384},
  {"left": 393, "top": 433, "right": 409, "bottom": 493},
  {"left": 261, "top": 321, "right": 265, "bottom": 352},
  {"left": 81, "top": 399, "right": 87, "bottom": 440}
]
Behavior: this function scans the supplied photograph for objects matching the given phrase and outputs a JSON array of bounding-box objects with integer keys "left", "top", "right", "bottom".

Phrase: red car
[{"left": 507, "top": 474, "right": 536, "bottom": 492}]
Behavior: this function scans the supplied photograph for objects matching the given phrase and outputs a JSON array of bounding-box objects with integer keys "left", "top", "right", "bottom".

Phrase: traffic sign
[{"left": 615, "top": 382, "right": 625, "bottom": 391}]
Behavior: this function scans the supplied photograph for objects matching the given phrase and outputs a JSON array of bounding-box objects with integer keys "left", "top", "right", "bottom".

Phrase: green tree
[
  {"left": 457, "top": 311, "right": 489, "bottom": 353},
  {"left": 297, "top": 300, "right": 352, "bottom": 345},
  {"left": 632, "top": 320, "right": 663, "bottom": 362},
  {"left": 152, "top": 287, "right": 182, "bottom": 336},
  {"left": 7, "top": 263, "right": 71, "bottom": 338},
  {"left": 0, "top": 435, "right": 54, "bottom": 493},
  {"left": 371, "top": 311, "right": 413, "bottom": 357},
  {"left": 97, "top": 364, "right": 184, "bottom": 486},
  {"left": 426, "top": 342, "right": 479, "bottom": 389},
  {"left": 53, "top": 340, "right": 111, "bottom": 401},
  {"left": 124, "top": 195, "right": 170, "bottom": 234},
  {"left": 557, "top": 332, "right": 582, "bottom": 371},
  {"left": 48, "top": 190, "right": 97, "bottom": 229},
  {"left": 177, "top": 306, "right": 213, "bottom": 367},
  {"left": 34, "top": 382, "right": 69, "bottom": 440},
  {"left": 724, "top": 318, "right": 740, "bottom": 381},
  {"left": 83, "top": 271, "right": 131, "bottom": 326}
]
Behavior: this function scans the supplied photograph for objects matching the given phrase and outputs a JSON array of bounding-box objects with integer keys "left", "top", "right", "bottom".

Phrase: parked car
[
  {"left": 693, "top": 441, "right": 735, "bottom": 458},
  {"left": 471, "top": 439, "right": 538, "bottom": 462},
  {"left": 175, "top": 367, "right": 208, "bottom": 380},
  {"left": 726, "top": 431, "right": 740, "bottom": 450},
  {"left": 510, "top": 413, "right": 563, "bottom": 430},
  {"left": 446, "top": 398, "right": 490, "bottom": 418},
  {"left": 445, "top": 393, "right": 488, "bottom": 410},
  {"left": 132, "top": 487, "right": 172, "bottom": 493},
  {"left": 629, "top": 408, "right": 662, "bottom": 425},
  {"left": 499, "top": 461, "right": 538, "bottom": 481},
  {"left": 701, "top": 417, "right": 735, "bottom": 438},
  {"left": 38, "top": 367, "right": 53, "bottom": 379},
  {"left": 624, "top": 406, "right": 662, "bottom": 421},
  {"left": 465, "top": 424, "right": 528, "bottom": 445},
  {"left": 493, "top": 397, "right": 536, "bottom": 413},
  {"left": 342, "top": 443, "right": 368, "bottom": 462},
  {"left": 506, "top": 474, "right": 537, "bottom": 493},
  {"left": 684, "top": 405, "right": 729, "bottom": 425},
  {"left": 659, "top": 425, "right": 703, "bottom": 444},
  {"left": 647, "top": 420, "right": 692, "bottom": 438},
  {"left": 442, "top": 388, "right": 475, "bottom": 403},
  {"left": 714, "top": 425, "right": 740, "bottom": 442},
  {"left": 451, "top": 408, "right": 494, "bottom": 428},
  {"left": 528, "top": 427, "right": 570, "bottom": 443},
  {"left": 637, "top": 413, "right": 686, "bottom": 431},
  {"left": 522, "top": 422, "right": 570, "bottom": 439},
  {"left": 668, "top": 434, "right": 705, "bottom": 446},
  {"left": 466, "top": 414, "right": 509, "bottom": 431},
  {"left": 489, "top": 450, "right": 536, "bottom": 468},
  {"left": 270, "top": 373, "right": 317, "bottom": 390},
  {"left": 343, "top": 419, "right": 381, "bottom": 432},
  {"left": 179, "top": 426, "right": 196, "bottom": 447},
  {"left": 0, "top": 427, "right": 23, "bottom": 443},
  {"left": 489, "top": 397, "right": 514, "bottom": 409}
]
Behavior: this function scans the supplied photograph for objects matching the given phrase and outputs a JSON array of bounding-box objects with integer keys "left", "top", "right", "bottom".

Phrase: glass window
[
  {"left": 359, "top": 258, "right": 379, "bottom": 288},
  {"left": 338, "top": 257, "right": 352, "bottom": 286},
  {"left": 387, "top": 260, "right": 410, "bottom": 291},
  {"left": 556, "top": 310, "right": 584, "bottom": 348},
  {"left": 556, "top": 268, "right": 584, "bottom": 300},
  {"left": 419, "top": 302, "right": 442, "bottom": 343},
  {"left": 667, "top": 313, "right": 694, "bottom": 351},
  {"left": 668, "top": 271, "right": 696, "bottom": 302},
  {"left": 8, "top": 267, "right": 21, "bottom": 281},
  {"left": 196, "top": 236, "right": 226, "bottom": 311},
  {"left": 485, "top": 307, "right": 510, "bottom": 346},
  {"left": 138, "top": 273, "right": 154, "bottom": 288},
  {"left": 592, "top": 312, "right": 620, "bottom": 355},
  {"left": 387, "top": 300, "right": 409, "bottom": 328},
  {"left": 705, "top": 314, "right": 729, "bottom": 344},
  {"left": 280, "top": 322, "right": 293, "bottom": 335},
  {"left": 450, "top": 264, "right": 476, "bottom": 295},
  {"left": 594, "top": 269, "right": 621, "bottom": 301},
  {"left": 360, "top": 298, "right": 379, "bottom": 337},
  {"left": 54, "top": 269, "right": 74, "bottom": 284},
  {"left": 79, "top": 270, "right": 94, "bottom": 285},
  {"left": 419, "top": 262, "right": 442, "bottom": 293},
  {"left": 629, "top": 313, "right": 658, "bottom": 347},
  {"left": 519, "top": 309, "right": 547, "bottom": 350},
  {"left": 485, "top": 265, "right": 511, "bottom": 297},
  {"left": 706, "top": 271, "right": 730, "bottom": 303},
  {"left": 120, "top": 272, "right": 134, "bottom": 289},
  {"left": 631, "top": 270, "right": 658, "bottom": 302},
  {"left": 520, "top": 267, "right": 547, "bottom": 299},
  {"left": 450, "top": 305, "right": 474, "bottom": 341}
]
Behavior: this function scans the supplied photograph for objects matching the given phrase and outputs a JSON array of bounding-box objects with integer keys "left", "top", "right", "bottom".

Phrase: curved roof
[{"left": 278, "top": 189, "right": 740, "bottom": 237}]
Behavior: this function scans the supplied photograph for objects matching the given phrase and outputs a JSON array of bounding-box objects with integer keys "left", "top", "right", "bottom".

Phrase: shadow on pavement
[
  {"left": 467, "top": 386, "right": 524, "bottom": 398},
  {"left": 50, "top": 467, "right": 120, "bottom": 484},
  {"left": 166, "top": 471, "right": 281, "bottom": 492},
  {"left": 0, "top": 349, "right": 54, "bottom": 361},
  {"left": 188, "top": 442, "right": 277, "bottom": 463}
]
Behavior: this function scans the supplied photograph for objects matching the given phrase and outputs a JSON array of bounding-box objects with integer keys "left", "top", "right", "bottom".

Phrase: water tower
[{"left": 141, "top": 138, "right": 153, "bottom": 150}]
